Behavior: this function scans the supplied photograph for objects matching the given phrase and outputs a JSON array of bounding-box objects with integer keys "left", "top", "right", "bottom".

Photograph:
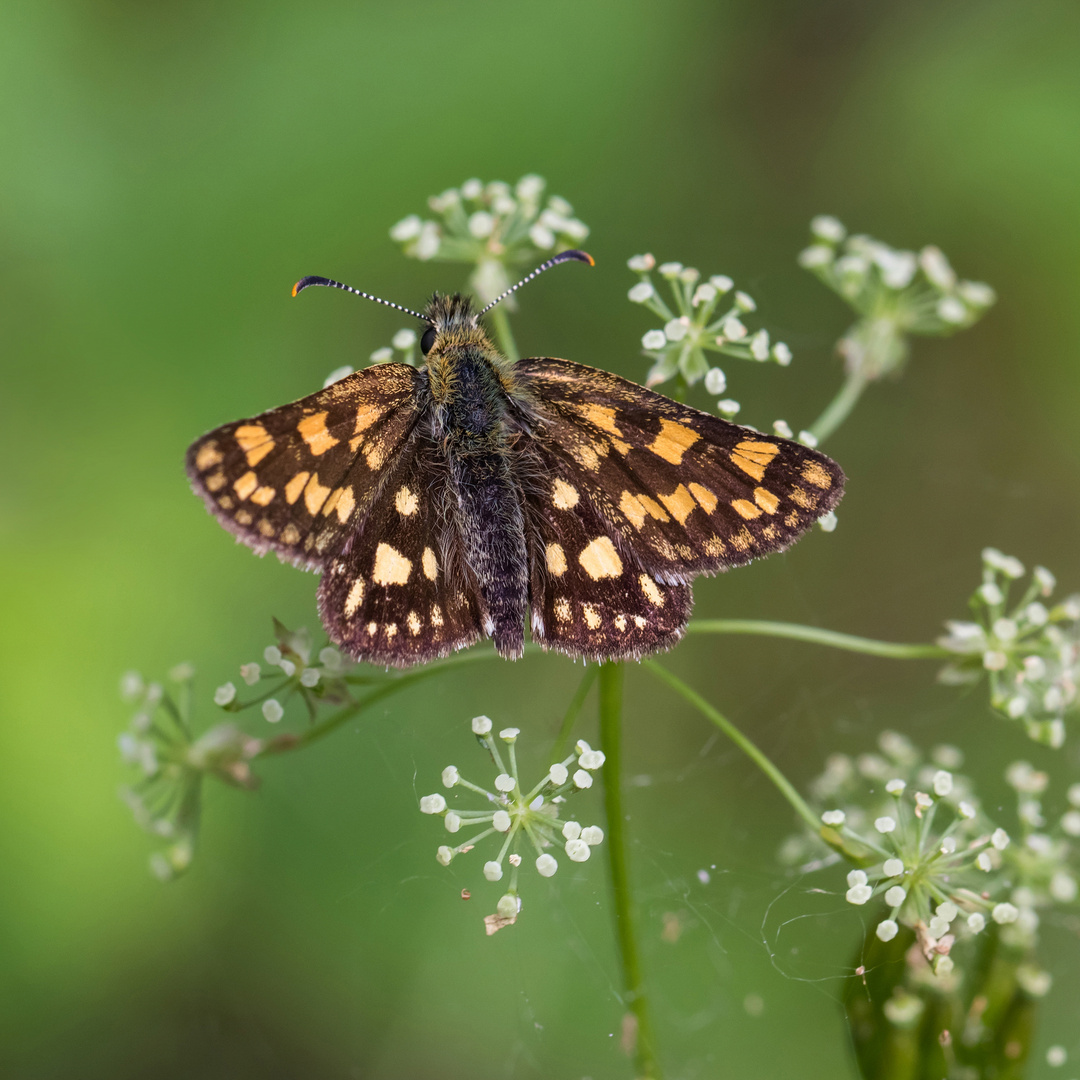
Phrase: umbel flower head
[
  {"left": 420, "top": 717, "right": 605, "bottom": 933},
  {"left": 389, "top": 175, "right": 589, "bottom": 306},
  {"left": 118, "top": 665, "right": 261, "bottom": 881},
  {"left": 626, "top": 254, "right": 793, "bottom": 416},
  {"left": 937, "top": 549, "right": 1078, "bottom": 746},
  {"left": 799, "top": 215, "right": 996, "bottom": 382},
  {"left": 790, "top": 733, "right": 1080, "bottom": 980}
]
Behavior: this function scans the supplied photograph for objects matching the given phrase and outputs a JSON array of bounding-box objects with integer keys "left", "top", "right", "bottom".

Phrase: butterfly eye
[{"left": 420, "top": 326, "right": 437, "bottom": 355}]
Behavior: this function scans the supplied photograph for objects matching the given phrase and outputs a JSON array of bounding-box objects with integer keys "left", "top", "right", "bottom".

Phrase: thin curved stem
[
  {"left": 551, "top": 666, "right": 599, "bottom": 760},
  {"left": 598, "top": 662, "right": 663, "bottom": 1080},
  {"left": 642, "top": 660, "right": 820, "bottom": 834},
  {"left": 686, "top": 620, "right": 948, "bottom": 660},
  {"left": 807, "top": 369, "right": 869, "bottom": 443}
]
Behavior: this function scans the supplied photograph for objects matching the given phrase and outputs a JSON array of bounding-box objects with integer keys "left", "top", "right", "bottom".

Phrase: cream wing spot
[
  {"left": 281, "top": 523, "right": 300, "bottom": 544},
  {"left": 614, "top": 614, "right": 627, "bottom": 632},
  {"left": 579, "top": 536, "right": 623, "bottom": 580},
  {"left": 552, "top": 479, "right": 580, "bottom": 510},
  {"left": 554, "top": 597, "right": 572, "bottom": 623},
  {"left": 195, "top": 442, "right": 223, "bottom": 471},
  {"left": 367, "top": 621, "right": 378, "bottom": 636},
  {"left": 431, "top": 604, "right": 444, "bottom": 627},
  {"left": 583, "top": 604, "right": 602, "bottom": 630},
  {"left": 344, "top": 578, "right": 366, "bottom": 617},
  {"left": 639, "top": 574, "right": 664, "bottom": 607},
  {"left": 802, "top": 460, "right": 832, "bottom": 489},
  {"left": 372, "top": 543, "right": 412, "bottom": 586},
  {"left": 422, "top": 547, "right": 438, "bottom": 581},
  {"left": 406, "top": 611, "right": 422, "bottom": 636},
  {"left": 634, "top": 615, "right": 647, "bottom": 629},
  {"left": 205, "top": 471, "right": 226, "bottom": 492},
  {"left": 546, "top": 543, "right": 568, "bottom": 576},
  {"left": 395, "top": 486, "right": 419, "bottom": 516}
]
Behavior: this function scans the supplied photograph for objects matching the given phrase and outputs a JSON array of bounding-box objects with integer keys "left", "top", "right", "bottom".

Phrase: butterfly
[{"left": 186, "top": 250, "right": 844, "bottom": 667}]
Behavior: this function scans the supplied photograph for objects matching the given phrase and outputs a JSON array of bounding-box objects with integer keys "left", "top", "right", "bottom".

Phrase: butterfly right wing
[{"left": 317, "top": 438, "right": 485, "bottom": 667}]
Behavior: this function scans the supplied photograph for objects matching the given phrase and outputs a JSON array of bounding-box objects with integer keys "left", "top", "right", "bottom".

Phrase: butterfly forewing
[
  {"left": 186, "top": 364, "right": 422, "bottom": 569},
  {"left": 514, "top": 359, "right": 844, "bottom": 582},
  {"left": 317, "top": 441, "right": 484, "bottom": 666}
]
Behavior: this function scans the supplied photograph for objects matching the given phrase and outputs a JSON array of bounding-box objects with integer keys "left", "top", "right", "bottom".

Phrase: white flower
[
  {"left": 484, "top": 861, "right": 503, "bottom": 882},
  {"left": 884, "top": 886, "right": 907, "bottom": 907},
  {"left": 883, "top": 858, "right": 905, "bottom": 877},
  {"left": 874, "top": 816, "right": 897, "bottom": 834},
  {"left": 846, "top": 884, "right": 873, "bottom": 905},
  {"left": 798, "top": 245, "right": 834, "bottom": 268},
  {"left": 977, "top": 581, "right": 1004, "bottom": 605},
  {"left": 573, "top": 769, "right": 593, "bottom": 789},
  {"left": 937, "top": 297, "right": 967, "bottom": 324},
  {"left": 658, "top": 262, "right": 683, "bottom": 277},
  {"left": 627, "top": 253, "right": 656, "bottom": 272},
  {"left": 932, "top": 770, "right": 953, "bottom": 796},
  {"left": 420, "top": 794, "right": 447, "bottom": 815},
  {"left": 772, "top": 341, "right": 792, "bottom": 366},
  {"left": 369, "top": 347, "right": 394, "bottom": 364},
  {"left": 798, "top": 430, "right": 818, "bottom": 448},
  {"left": 515, "top": 174, "right": 545, "bottom": 201},
  {"left": 562, "top": 821, "right": 581, "bottom": 840},
  {"left": 548, "top": 763, "right": 568, "bottom": 785},
  {"left": 991, "top": 902, "right": 1019, "bottom": 924},
  {"left": 919, "top": 246, "right": 956, "bottom": 290},
  {"left": 875, "top": 919, "right": 899, "bottom": 942},
  {"left": 213, "top": 682, "right": 236, "bottom": 706},
  {"left": 414, "top": 222, "right": 440, "bottom": 260},
  {"left": 442, "top": 766, "right": 460, "bottom": 788},
  {"left": 472, "top": 715, "right": 492, "bottom": 735},
  {"left": 444, "top": 812, "right": 461, "bottom": 833},
  {"left": 1033, "top": 566, "right": 1056, "bottom": 595},
  {"left": 529, "top": 223, "right": 556, "bottom": 249},
  {"left": 492, "top": 810, "right": 511, "bottom": 832},
  {"left": 642, "top": 330, "right": 667, "bottom": 351},
  {"left": 937, "top": 901, "right": 958, "bottom": 923},
  {"left": 720, "top": 316, "right": 747, "bottom": 340},
  {"left": 565, "top": 839, "right": 591, "bottom": 862},
  {"left": 772, "top": 419, "right": 793, "bottom": 439},
  {"left": 992, "top": 617, "right": 1018, "bottom": 641},
  {"left": 264, "top": 646, "right": 282, "bottom": 664},
  {"left": 392, "top": 328, "right": 417, "bottom": 351},
  {"left": 628, "top": 282, "right": 654, "bottom": 303},
  {"left": 983, "top": 651, "right": 1008, "bottom": 671},
  {"left": 664, "top": 318, "right": 689, "bottom": 342},
  {"left": 967, "top": 912, "right": 986, "bottom": 933},
  {"left": 976, "top": 852, "right": 993, "bottom": 871},
  {"left": 940, "top": 837, "right": 956, "bottom": 854},
  {"left": 262, "top": 699, "right": 284, "bottom": 723},
  {"left": 734, "top": 291, "right": 756, "bottom": 312},
  {"left": 300, "top": 667, "right": 319, "bottom": 688},
  {"left": 499, "top": 727, "right": 520, "bottom": 742},
  {"left": 536, "top": 854, "right": 558, "bottom": 877},
  {"left": 436, "top": 846, "right": 453, "bottom": 866},
  {"left": 957, "top": 280, "right": 996, "bottom": 307},
  {"left": 847, "top": 869, "right": 868, "bottom": 887},
  {"left": 991, "top": 828, "right": 1010, "bottom": 850},
  {"left": 390, "top": 215, "right": 423, "bottom": 241},
  {"left": 578, "top": 749, "right": 605, "bottom": 770},
  {"left": 817, "top": 511, "right": 838, "bottom": 533},
  {"left": 581, "top": 826, "right": 604, "bottom": 845},
  {"left": 810, "top": 215, "right": 846, "bottom": 243},
  {"left": 750, "top": 330, "right": 770, "bottom": 360},
  {"left": 278, "top": 659, "right": 296, "bottom": 677},
  {"left": 821, "top": 810, "right": 846, "bottom": 826},
  {"left": 691, "top": 283, "right": 717, "bottom": 307},
  {"left": 885, "top": 779, "right": 906, "bottom": 796},
  {"left": 1050, "top": 872, "right": 1078, "bottom": 903},
  {"left": 710, "top": 274, "right": 734, "bottom": 292},
  {"left": 704, "top": 367, "right": 727, "bottom": 395},
  {"left": 323, "top": 365, "right": 353, "bottom": 387},
  {"left": 716, "top": 399, "right": 740, "bottom": 416},
  {"left": 1047, "top": 1046, "right": 1068, "bottom": 1068},
  {"left": 467, "top": 211, "right": 496, "bottom": 238}
]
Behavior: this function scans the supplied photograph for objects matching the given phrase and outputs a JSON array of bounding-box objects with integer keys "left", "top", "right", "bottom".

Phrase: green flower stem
[
  {"left": 686, "top": 620, "right": 948, "bottom": 660},
  {"left": 489, "top": 305, "right": 519, "bottom": 361},
  {"left": 551, "top": 666, "right": 599, "bottom": 759},
  {"left": 256, "top": 648, "right": 514, "bottom": 757},
  {"left": 807, "top": 369, "right": 869, "bottom": 444},
  {"left": 598, "top": 662, "right": 664, "bottom": 1080},
  {"left": 642, "top": 660, "right": 820, "bottom": 834}
]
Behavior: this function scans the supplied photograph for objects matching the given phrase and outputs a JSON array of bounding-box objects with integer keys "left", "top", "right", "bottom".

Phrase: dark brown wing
[
  {"left": 514, "top": 358, "right": 844, "bottom": 583},
  {"left": 186, "top": 365, "right": 422, "bottom": 570},
  {"left": 317, "top": 439, "right": 485, "bottom": 667}
]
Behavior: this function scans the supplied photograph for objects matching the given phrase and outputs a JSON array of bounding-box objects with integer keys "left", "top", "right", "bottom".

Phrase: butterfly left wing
[{"left": 513, "top": 358, "right": 844, "bottom": 583}]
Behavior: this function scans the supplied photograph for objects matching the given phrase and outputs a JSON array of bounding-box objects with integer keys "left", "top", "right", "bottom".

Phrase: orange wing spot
[
  {"left": 195, "top": 442, "right": 223, "bottom": 471},
  {"left": 334, "top": 486, "right": 356, "bottom": 523},
  {"left": 802, "top": 460, "right": 832, "bottom": 490},
  {"left": 251, "top": 486, "right": 276, "bottom": 506},
  {"left": 688, "top": 482, "right": 718, "bottom": 515},
  {"left": 235, "top": 424, "right": 274, "bottom": 466},
  {"left": 233, "top": 471, "right": 258, "bottom": 501},
  {"left": 284, "top": 471, "right": 310, "bottom": 504},
  {"left": 303, "top": 472, "right": 331, "bottom": 515},
  {"left": 753, "top": 487, "right": 780, "bottom": 514},
  {"left": 762, "top": 524, "right": 780, "bottom": 541},
  {"left": 620, "top": 491, "right": 670, "bottom": 529},
  {"left": 365, "top": 439, "right": 387, "bottom": 470},
  {"left": 297, "top": 411, "right": 339, "bottom": 455},
  {"left": 354, "top": 402, "right": 382, "bottom": 434},
  {"left": 784, "top": 510, "right": 800, "bottom": 527},
  {"left": 579, "top": 536, "right": 623, "bottom": 580},
  {"left": 639, "top": 574, "right": 664, "bottom": 607},
  {"left": 789, "top": 487, "right": 813, "bottom": 510},
  {"left": 703, "top": 535, "right": 726, "bottom": 556},
  {"left": 658, "top": 484, "right": 696, "bottom": 525},
  {"left": 732, "top": 499, "right": 762, "bottom": 520},
  {"left": 730, "top": 440, "right": 779, "bottom": 481},
  {"left": 569, "top": 402, "right": 623, "bottom": 437},
  {"left": 731, "top": 527, "right": 754, "bottom": 552},
  {"left": 321, "top": 487, "right": 344, "bottom": 517},
  {"left": 648, "top": 419, "right": 700, "bottom": 465}
]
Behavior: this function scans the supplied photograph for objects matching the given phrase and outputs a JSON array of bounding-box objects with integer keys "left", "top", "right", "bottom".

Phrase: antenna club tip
[
  {"left": 291, "top": 281, "right": 300, "bottom": 297},
  {"left": 564, "top": 249, "right": 595, "bottom": 267}
]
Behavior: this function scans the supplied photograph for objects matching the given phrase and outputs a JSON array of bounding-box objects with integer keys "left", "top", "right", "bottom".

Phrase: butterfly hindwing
[
  {"left": 186, "top": 364, "right": 422, "bottom": 569},
  {"left": 317, "top": 439, "right": 484, "bottom": 666},
  {"left": 520, "top": 436, "right": 693, "bottom": 660},
  {"left": 514, "top": 359, "right": 844, "bottom": 582}
]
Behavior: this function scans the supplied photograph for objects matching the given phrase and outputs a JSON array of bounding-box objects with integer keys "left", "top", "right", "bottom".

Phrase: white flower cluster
[
  {"left": 217, "top": 624, "right": 351, "bottom": 726},
  {"left": 420, "top": 718, "right": 605, "bottom": 928},
  {"left": 389, "top": 176, "right": 589, "bottom": 305},
  {"left": 937, "top": 550, "right": 1079, "bottom": 746},
  {"left": 627, "top": 253, "right": 792, "bottom": 408},
  {"left": 118, "top": 665, "right": 260, "bottom": 881},
  {"left": 799, "top": 215, "right": 995, "bottom": 381}
]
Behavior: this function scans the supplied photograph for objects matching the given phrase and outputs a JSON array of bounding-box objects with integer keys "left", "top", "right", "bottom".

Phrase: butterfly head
[{"left": 420, "top": 293, "right": 487, "bottom": 357}]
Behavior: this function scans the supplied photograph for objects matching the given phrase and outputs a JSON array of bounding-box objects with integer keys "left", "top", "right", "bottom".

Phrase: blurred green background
[{"left": 2, "top": 1, "right": 1079, "bottom": 1076}]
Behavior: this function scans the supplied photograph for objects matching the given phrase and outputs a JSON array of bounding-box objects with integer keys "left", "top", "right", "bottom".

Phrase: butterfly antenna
[
  {"left": 291, "top": 276, "right": 428, "bottom": 322},
  {"left": 477, "top": 249, "right": 595, "bottom": 316}
]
